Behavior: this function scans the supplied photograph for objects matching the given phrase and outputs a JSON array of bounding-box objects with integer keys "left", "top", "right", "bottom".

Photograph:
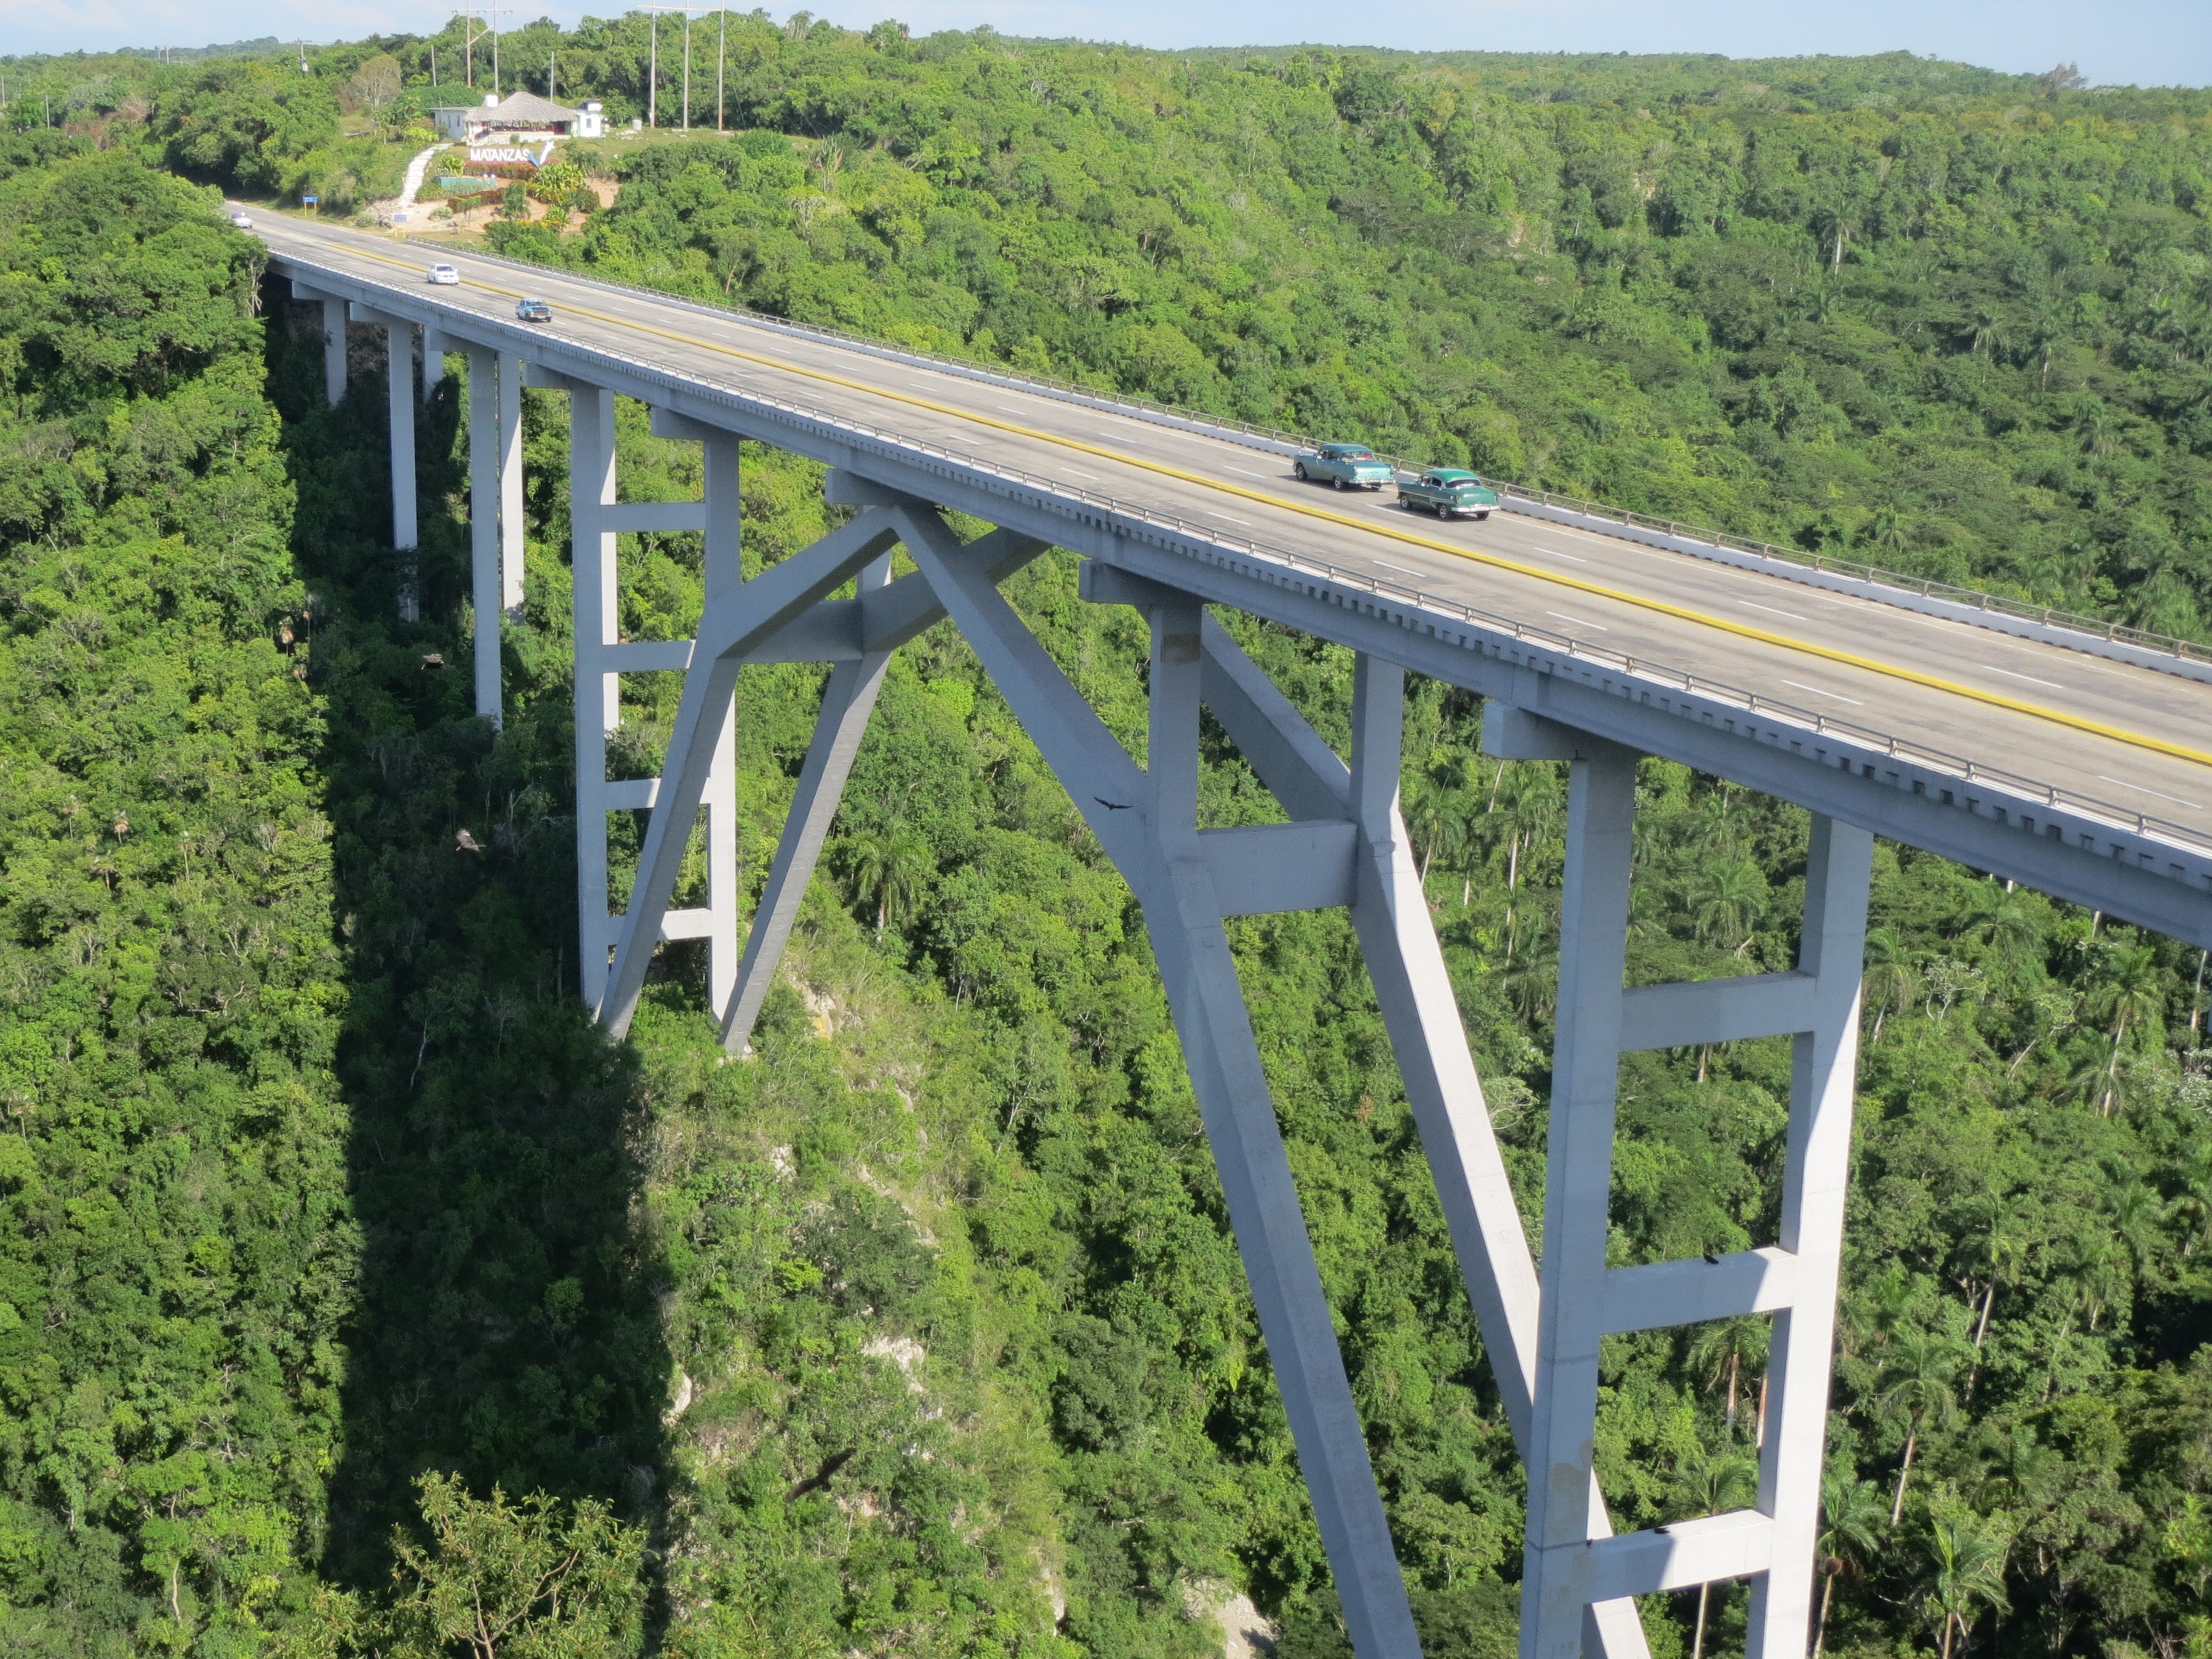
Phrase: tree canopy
[{"left": 2, "top": 25, "right": 2211, "bottom": 1659}]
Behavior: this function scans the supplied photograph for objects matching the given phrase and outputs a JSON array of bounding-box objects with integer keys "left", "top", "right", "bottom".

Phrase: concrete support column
[
  {"left": 422, "top": 325, "right": 446, "bottom": 402},
  {"left": 1522, "top": 742, "right": 1640, "bottom": 1659},
  {"left": 386, "top": 323, "right": 419, "bottom": 622},
  {"left": 1201, "top": 640, "right": 1649, "bottom": 1659},
  {"left": 701, "top": 430, "right": 742, "bottom": 1022},
  {"left": 1146, "top": 591, "right": 1202, "bottom": 832},
  {"left": 321, "top": 298, "right": 346, "bottom": 406},
  {"left": 598, "top": 506, "right": 902, "bottom": 1036},
  {"left": 1747, "top": 816, "right": 1872, "bottom": 1658},
  {"left": 467, "top": 346, "right": 503, "bottom": 726},
  {"left": 499, "top": 353, "right": 526, "bottom": 612},
  {"left": 1492, "top": 692, "right": 1874, "bottom": 1655},
  {"left": 571, "top": 385, "right": 619, "bottom": 1009}
]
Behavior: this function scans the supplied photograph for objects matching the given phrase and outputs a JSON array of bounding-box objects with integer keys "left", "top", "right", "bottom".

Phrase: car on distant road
[
  {"left": 515, "top": 297, "right": 552, "bottom": 323},
  {"left": 1396, "top": 468, "right": 1498, "bottom": 520},
  {"left": 1293, "top": 443, "right": 1393, "bottom": 490},
  {"left": 227, "top": 210, "right": 253, "bottom": 229},
  {"left": 427, "top": 263, "right": 460, "bottom": 285}
]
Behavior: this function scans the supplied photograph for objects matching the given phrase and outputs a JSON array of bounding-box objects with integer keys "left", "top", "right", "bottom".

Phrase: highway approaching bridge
[{"left": 263, "top": 213, "right": 2212, "bottom": 1659}]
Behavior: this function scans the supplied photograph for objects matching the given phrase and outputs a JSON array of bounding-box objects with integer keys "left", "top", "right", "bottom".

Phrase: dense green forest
[{"left": 2, "top": 21, "right": 2212, "bottom": 1659}]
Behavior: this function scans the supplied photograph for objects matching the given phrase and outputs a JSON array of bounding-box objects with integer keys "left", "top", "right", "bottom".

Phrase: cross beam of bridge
[{"left": 269, "top": 218, "right": 2212, "bottom": 1659}]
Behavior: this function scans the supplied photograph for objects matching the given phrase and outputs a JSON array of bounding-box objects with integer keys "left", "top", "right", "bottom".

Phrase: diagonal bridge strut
[{"left": 451, "top": 385, "right": 1868, "bottom": 1659}]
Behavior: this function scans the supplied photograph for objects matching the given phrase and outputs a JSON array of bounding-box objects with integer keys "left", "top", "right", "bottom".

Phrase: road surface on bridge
[{"left": 258, "top": 214, "right": 2212, "bottom": 842}]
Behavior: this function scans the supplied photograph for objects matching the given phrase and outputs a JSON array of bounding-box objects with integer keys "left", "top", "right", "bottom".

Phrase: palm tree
[
  {"left": 1483, "top": 762, "right": 1561, "bottom": 960},
  {"left": 1687, "top": 1315, "right": 1769, "bottom": 1438},
  {"left": 2072, "top": 400, "right": 2118, "bottom": 457},
  {"left": 1402, "top": 763, "right": 1472, "bottom": 885},
  {"left": 1863, "top": 500, "right": 1910, "bottom": 557},
  {"left": 2087, "top": 943, "right": 2165, "bottom": 1114},
  {"left": 2106, "top": 1166, "right": 2165, "bottom": 1280},
  {"left": 1961, "top": 883, "right": 2043, "bottom": 971},
  {"left": 2042, "top": 1230, "right": 2126, "bottom": 1403},
  {"left": 845, "top": 822, "right": 931, "bottom": 937},
  {"left": 2168, "top": 1141, "right": 2212, "bottom": 1258},
  {"left": 1667, "top": 1446, "right": 1759, "bottom": 1659},
  {"left": 1920, "top": 1506, "right": 2011, "bottom": 1659},
  {"left": 1877, "top": 1329, "right": 1962, "bottom": 1523},
  {"left": 1813, "top": 204, "right": 1857, "bottom": 275},
  {"left": 1693, "top": 786, "right": 1754, "bottom": 860},
  {"left": 1968, "top": 303, "right": 2008, "bottom": 359},
  {"left": 1954, "top": 1208, "right": 2021, "bottom": 1402},
  {"left": 1689, "top": 857, "right": 1769, "bottom": 955},
  {"left": 1813, "top": 1473, "right": 1888, "bottom": 1659},
  {"left": 1862, "top": 926, "right": 1917, "bottom": 1045},
  {"left": 1488, "top": 762, "right": 1562, "bottom": 895}
]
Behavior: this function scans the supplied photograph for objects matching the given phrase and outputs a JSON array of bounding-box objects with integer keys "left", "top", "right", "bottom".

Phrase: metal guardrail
[
  {"left": 281, "top": 247, "right": 2212, "bottom": 865},
  {"left": 402, "top": 233, "right": 2208, "bottom": 668},
  {"left": 1485, "top": 488, "right": 2207, "bottom": 665}
]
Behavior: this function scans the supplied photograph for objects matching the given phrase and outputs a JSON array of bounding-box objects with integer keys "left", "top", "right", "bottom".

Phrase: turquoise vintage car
[
  {"left": 1293, "top": 442, "right": 1395, "bottom": 490},
  {"left": 1396, "top": 468, "right": 1499, "bottom": 520}
]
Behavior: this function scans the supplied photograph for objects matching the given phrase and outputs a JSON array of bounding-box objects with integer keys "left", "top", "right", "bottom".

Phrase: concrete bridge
[{"left": 263, "top": 211, "right": 2212, "bottom": 1659}]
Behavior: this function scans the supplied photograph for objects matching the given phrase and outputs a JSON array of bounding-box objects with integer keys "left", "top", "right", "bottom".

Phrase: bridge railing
[
  {"left": 310, "top": 246, "right": 2212, "bottom": 864},
  {"left": 427, "top": 238, "right": 2208, "bottom": 669},
  {"left": 1482, "top": 485, "right": 2208, "bottom": 666}
]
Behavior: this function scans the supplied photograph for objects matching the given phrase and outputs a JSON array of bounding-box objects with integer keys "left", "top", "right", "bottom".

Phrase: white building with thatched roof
[{"left": 430, "top": 90, "right": 606, "bottom": 156}]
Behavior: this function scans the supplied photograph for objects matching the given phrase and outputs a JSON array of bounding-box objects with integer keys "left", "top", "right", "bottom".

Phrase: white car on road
[
  {"left": 427, "top": 263, "right": 460, "bottom": 285},
  {"left": 227, "top": 210, "right": 253, "bottom": 229}
]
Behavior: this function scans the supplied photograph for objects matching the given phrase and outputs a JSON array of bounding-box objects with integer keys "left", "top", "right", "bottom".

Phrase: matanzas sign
[{"left": 468, "top": 143, "right": 552, "bottom": 167}]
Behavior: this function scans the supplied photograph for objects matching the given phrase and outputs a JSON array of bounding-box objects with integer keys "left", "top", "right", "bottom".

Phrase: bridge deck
[{"left": 260, "top": 216, "right": 2212, "bottom": 870}]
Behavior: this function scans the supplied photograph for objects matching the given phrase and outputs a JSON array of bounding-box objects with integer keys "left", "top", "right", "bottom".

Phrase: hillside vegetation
[{"left": 0, "top": 25, "right": 2209, "bottom": 1659}]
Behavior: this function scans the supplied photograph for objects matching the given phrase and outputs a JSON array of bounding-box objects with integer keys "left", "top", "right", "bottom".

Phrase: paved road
[{"left": 259, "top": 215, "right": 2212, "bottom": 839}]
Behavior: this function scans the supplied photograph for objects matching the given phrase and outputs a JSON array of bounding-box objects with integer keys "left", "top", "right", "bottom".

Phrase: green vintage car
[
  {"left": 1294, "top": 442, "right": 1395, "bottom": 490},
  {"left": 1396, "top": 468, "right": 1499, "bottom": 520}
]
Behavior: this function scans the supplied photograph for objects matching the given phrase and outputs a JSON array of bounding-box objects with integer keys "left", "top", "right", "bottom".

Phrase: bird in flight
[{"left": 1094, "top": 797, "right": 1133, "bottom": 811}]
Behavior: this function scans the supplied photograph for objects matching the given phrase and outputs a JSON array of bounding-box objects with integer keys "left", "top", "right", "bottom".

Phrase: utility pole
[
  {"left": 644, "top": 6, "right": 703, "bottom": 131},
  {"left": 549, "top": 50, "right": 556, "bottom": 101},
  {"left": 458, "top": 7, "right": 509, "bottom": 95}
]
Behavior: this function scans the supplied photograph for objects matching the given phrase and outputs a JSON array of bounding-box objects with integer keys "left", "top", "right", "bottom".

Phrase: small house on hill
[{"left": 431, "top": 90, "right": 606, "bottom": 157}]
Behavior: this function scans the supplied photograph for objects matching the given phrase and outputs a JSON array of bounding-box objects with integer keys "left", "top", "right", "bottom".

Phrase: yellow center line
[{"left": 317, "top": 230, "right": 2211, "bottom": 772}]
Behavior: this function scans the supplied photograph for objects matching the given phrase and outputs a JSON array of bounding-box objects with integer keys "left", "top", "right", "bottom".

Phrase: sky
[{"left": 5, "top": 0, "right": 2207, "bottom": 89}]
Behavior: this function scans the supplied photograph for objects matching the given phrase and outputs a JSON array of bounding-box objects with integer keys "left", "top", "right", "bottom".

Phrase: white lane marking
[
  {"left": 1373, "top": 560, "right": 1424, "bottom": 576},
  {"left": 1781, "top": 678, "right": 1864, "bottom": 705},
  {"left": 1985, "top": 637, "right": 2127, "bottom": 676},
  {"left": 1738, "top": 600, "right": 1808, "bottom": 622},
  {"left": 2097, "top": 775, "right": 2203, "bottom": 809},
  {"left": 1534, "top": 546, "right": 1588, "bottom": 563},
  {"left": 1225, "top": 465, "right": 1272, "bottom": 478},
  {"left": 1546, "top": 610, "right": 1609, "bottom": 631},
  {"left": 1205, "top": 510, "right": 1253, "bottom": 526},
  {"left": 1064, "top": 468, "right": 1099, "bottom": 479},
  {"left": 996, "top": 404, "right": 1027, "bottom": 413},
  {"left": 1980, "top": 663, "right": 2062, "bottom": 689}
]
